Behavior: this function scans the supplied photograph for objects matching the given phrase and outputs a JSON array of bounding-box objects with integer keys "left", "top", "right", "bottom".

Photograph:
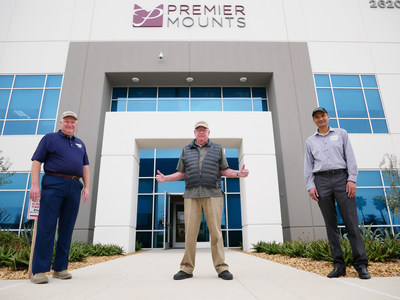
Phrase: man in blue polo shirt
[{"left": 30, "top": 111, "right": 90, "bottom": 284}]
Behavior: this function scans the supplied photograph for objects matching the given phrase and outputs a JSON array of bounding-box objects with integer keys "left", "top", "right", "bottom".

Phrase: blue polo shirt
[{"left": 32, "top": 130, "right": 89, "bottom": 177}]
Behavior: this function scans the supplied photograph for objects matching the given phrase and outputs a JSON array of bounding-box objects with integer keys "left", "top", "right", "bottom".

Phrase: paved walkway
[{"left": 1, "top": 249, "right": 400, "bottom": 300}]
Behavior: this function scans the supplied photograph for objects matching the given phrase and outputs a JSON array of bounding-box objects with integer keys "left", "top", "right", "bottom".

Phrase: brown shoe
[
  {"left": 53, "top": 270, "right": 72, "bottom": 280},
  {"left": 31, "top": 273, "right": 49, "bottom": 284}
]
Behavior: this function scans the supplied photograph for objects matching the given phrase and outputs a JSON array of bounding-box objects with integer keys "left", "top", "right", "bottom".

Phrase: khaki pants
[{"left": 180, "top": 197, "right": 229, "bottom": 274}]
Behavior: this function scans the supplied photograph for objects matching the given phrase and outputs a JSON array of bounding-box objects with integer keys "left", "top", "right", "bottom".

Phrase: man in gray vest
[{"left": 156, "top": 121, "right": 249, "bottom": 280}]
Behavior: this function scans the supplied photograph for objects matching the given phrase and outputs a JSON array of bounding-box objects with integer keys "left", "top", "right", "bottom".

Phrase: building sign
[{"left": 133, "top": 3, "right": 246, "bottom": 28}]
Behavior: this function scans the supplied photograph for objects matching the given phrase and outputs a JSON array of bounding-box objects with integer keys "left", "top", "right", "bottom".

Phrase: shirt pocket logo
[
  {"left": 330, "top": 135, "right": 339, "bottom": 141},
  {"left": 75, "top": 143, "right": 82, "bottom": 148}
]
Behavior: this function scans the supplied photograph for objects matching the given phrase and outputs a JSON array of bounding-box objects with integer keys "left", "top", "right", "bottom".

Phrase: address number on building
[{"left": 370, "top": 0, "right": 400, "bottom": 8}]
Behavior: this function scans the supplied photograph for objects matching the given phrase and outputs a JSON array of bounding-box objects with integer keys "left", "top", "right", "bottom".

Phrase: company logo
[
  {"left": 132, "top": 3, "right": 246, "bottom": 29},
  {"left": 133, "top": 4, "right": 164, "bottom": 27}
]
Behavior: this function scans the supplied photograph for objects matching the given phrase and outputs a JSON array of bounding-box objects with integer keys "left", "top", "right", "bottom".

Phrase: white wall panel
[
  {"left": 350, "top": 134, "right": 395, "bottom": 169},
  {"left": 0, "top": 136, "right": 43, "bottom": 171},
  {"left": 0, "top": 0, "right": 15, "bottom": 41},
  {"left": 70, "top": 0, "right": 96, "bottom": 41},
  {"left": 378, "top": 74, "right": 400, "bottom": 134},
  {"left": 302, "top": 0, "right": 367, "bottom": 42},
  {"left": 282, "top": 0, "right": 307, "bottom": 41},
  {"left": 370, "top": 43, "right": 400, "bottom": 74},
  {"left": 358, "top": 0, "right": 400, "bottom": 43},
  {"left": 0, "top": 42, "right": 68, "bottom": 73},
  {"left": 308, "top": 42, "right": 375, "bottom": 73},
  {"left": 7, "top": 0, "right": 75, "bottom": 41}
]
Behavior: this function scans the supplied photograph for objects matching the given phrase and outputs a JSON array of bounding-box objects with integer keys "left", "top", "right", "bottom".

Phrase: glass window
[
  {"left": 137, "top": 195, "right": 153, "bottom": 230},
  {"left": 227, "top": 194, "right": 242, "bottom": 229},
  {"left": 0, "top": 191, "right": 26, "bottom": 229},
  {"left": 0, "top": 90, "right": 11, "bottom": 118},
  {"left": 138, "top": 179, "right": 153, "bottom": 193},
  {"left": 314, "top": 74, "right": 387, "bottom": 134},
  {"left": 158, "top": 100, "right": 189, "bottom": 111},
  {"left": 191, "top": 99, "right": 222, "bottom": 111},
  {"left": 158, "top": 87, "right": 189, "bottom": 98},
  {"left": 4, "top": 120, "right": 37, "bottom": 135},
  {"left": 228, "top": 231, "right": 242, "bottom": 247},
  {"left": 154, "top": 195, "right": 165, "bottom": 230},
  {"left": 127, "top": 100, "right": 156, "bottom": 111},
  {"left": 356, "top": 188, "right": 389, "bottom": 225},
  {"left": 0, "top": 75, "right": 14, "bottom": 88},
  {"left": 252, "top": 87, "right": 267, "bottom": 98},
  {"left": 0, "top": 173, "right": 28, "bottom": 189},
  {"left": 223, "top": 87, "right": 250, "bottom": 98},
  {"left": 156, "top": 181, "right": 185, "bottom": 193},
  {"left": 37, "top": 120, "right": 55, "bottom": 134},
  {"left": 191, "top": 87, "right": 221, "bottom": 98},
  {"left": 331, "top": 75, "right": 361, "bottom": 87},
  {"left": 136, "top": 232, "right": 152, "bottom": 248},
  {"left": 153, "top": 231, "right": 164, "bottom": 248},
  {"left": 46, "top": 75, "right": 63, "bottom": 88},
  {"left": 14, "top": 75, "right": 46, "bottom": 88},
  {"left": 128, "top": 88, "right": 157, "bottom": 99},
  {"left": 40, "top": 90, "right": 60, "bottom": 119},
  {"left": 112, "top": 88, "right": 127, "bottom": 99},
  {"left": 357, "top": 171, "right": 381, "bottom": 186},
  {"left": 111, "top": 100, "right": 126, "bottom": 111},
  {"left": 223, "top": 100, "right": 252, "bottom": 111},
  {"left": 329, "top": 118, "right": 338, "bottom": 128},
  {"left": 253, "top": 99, "right": 268, "bottom": 111},
  {"left": 226, "top": 178, "right": 240, "bottom": 193},
  {"left": 334, "top": 89, "right": 367, "bottom": 118},
  {"left": 8, "top": 89, "right": 43, "bottom": 119}
]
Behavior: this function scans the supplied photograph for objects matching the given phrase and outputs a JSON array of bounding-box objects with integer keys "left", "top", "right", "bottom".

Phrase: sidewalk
[{"left": 1, "top": 249, "right": 399, "bottom": 300}]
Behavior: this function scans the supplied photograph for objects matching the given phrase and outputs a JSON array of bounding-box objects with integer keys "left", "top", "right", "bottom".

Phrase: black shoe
[
  {"left": 327, "top": 265, "right": 346, "bottom": 278},
  {"left": 355, "top": 265, "right": 371, "bottom": 280},
  {"left": 218, "top": 270, "right": 233, "bottom": 280},
  {"left": 173, "top": 270, "right": 193, "bottom": 280}
]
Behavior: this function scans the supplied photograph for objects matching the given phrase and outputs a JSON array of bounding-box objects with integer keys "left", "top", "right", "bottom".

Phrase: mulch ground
[{"left": 1, "top": 249, "right": 399, "bottom": 280}]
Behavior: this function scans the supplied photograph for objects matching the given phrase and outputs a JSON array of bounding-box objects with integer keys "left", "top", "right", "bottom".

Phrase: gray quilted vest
[{"left": 184, "top": 139, "right": 222, "bottom": 189}]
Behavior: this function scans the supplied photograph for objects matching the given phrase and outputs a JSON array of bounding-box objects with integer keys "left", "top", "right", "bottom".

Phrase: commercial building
[{"left": 0, "top": 0, "right": 399, "bottom": 252}]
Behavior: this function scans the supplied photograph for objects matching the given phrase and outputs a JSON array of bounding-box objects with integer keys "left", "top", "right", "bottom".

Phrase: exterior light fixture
[
  {"left": 131, "top": 77, "right": 140, "bottom": 83},
  {"left": 186, "top": 77, "right": 194, "bottom": 83},
  {"left": 240, "top": 77, "right": 247, "bottom": 83}
]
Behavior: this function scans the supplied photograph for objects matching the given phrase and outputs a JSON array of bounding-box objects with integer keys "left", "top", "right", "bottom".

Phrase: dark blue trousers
[
  {"left": 32, "top": 174, "right": 83, "bottom": 273},
  {"left": 315, "top": 170, "right": 368, "bottom": 268}
]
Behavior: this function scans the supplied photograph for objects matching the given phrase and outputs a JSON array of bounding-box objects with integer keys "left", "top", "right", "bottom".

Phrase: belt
[
  {"left": 314, "top": 169, "right": 347, "bottom": 176},
  {"left": 46, "top": 172, "right": 81, "bottom": 181}
]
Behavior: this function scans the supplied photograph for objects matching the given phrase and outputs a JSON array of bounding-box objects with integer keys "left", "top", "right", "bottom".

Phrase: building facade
[{"left": 0, "top": 0, "right": 399, "bottom": 252}]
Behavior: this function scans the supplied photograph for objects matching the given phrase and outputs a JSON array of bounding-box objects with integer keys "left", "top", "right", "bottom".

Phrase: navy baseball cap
[{"left": 312, "top": 107, "right": 328, "bottom": 117}]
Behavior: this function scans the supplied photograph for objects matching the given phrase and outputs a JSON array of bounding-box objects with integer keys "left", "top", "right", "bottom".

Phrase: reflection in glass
[{"left": 137, "top": 195, "right": 153, "bottom": 230}]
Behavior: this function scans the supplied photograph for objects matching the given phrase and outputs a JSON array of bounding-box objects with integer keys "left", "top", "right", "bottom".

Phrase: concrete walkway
[{"left": 1, "top": 249, "right": 399, "bottom": 300}]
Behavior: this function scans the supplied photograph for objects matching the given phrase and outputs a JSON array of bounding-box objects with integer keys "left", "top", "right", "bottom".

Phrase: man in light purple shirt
[{"left": 304, "top": 107, "right": 370, "bottom": 279}]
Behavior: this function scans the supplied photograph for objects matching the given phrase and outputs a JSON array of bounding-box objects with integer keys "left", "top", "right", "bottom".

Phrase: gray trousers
[{"left": 315, "top": 170, "right": 368, "bottom": 267}]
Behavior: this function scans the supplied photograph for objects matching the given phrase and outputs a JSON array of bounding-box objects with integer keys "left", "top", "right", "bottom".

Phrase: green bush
[{"left": 135, "top": 241, "right": 143, "bottom": 252}]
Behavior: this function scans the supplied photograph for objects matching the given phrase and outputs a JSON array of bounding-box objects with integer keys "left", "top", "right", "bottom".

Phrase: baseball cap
[
  {"left": 194, "top": 121, "right": 209, "bottom": 129},
  {"left": 312, "top": 107, "right": 328, "bottom": 117},
  {"left": 62, "top": 111, "right": 78, "bottom": 120}
]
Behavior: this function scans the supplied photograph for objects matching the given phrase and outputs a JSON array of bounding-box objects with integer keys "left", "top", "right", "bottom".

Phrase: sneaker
[
  {"left": 53, "top": 270, "right": 72, "bottom": 280},
  {"left": 31, "top": 273, "right": 49, "bottom": 284},
  {"left": 218, "top": 270, "right": 233, "bottom": 280},
  {"left": 173, "top": 270, "right": 193, "bottom": 280}
]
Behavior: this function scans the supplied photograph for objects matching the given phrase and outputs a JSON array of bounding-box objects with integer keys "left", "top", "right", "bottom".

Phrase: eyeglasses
[{"left": 195, "top": 129, "right": 208, "bottom": 133}]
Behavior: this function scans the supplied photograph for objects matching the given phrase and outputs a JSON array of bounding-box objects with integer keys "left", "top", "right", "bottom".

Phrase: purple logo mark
[{"left": 133, "top": 4, "right": 163, "bottom": 27}]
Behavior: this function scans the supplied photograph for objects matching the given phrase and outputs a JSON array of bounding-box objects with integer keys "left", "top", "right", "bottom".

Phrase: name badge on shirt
[
  {"left": 330, "top": 135, "right": 338, "bottom": 141},
  {"left": 75, "top": 143, "right": 82, "bottom": 148}
]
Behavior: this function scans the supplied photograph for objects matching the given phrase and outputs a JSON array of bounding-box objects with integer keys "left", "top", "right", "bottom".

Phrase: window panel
[
  {"left": 153, "top": 231, "right": 164, "bottom": 248},
  {"left": 357, "top": 171, "right": 382, "bottom": 187},
  {"left": 0, "top": 75, "right": 14, "bottom": 88},
  {"left": 364, "top": 90, "right": 384, "bottom": 118},
  {"left": 331, "top": 75, "right": 361, "bottom": 87},
  {"left": 0, "top": 191, "right": 25, "bottom": 229},
  {"left": 8, "top": 89, "right": 43, "bottom": 119},
  {"left": 382, "top": 171, "right": 400, "bottom": 187},
  {"left": 46, "top": 75, "right": 63, "bottom": 88},
  {"left": 371, "top": 119, "right": 388, "bottom": 134},
  {"left": 154, "top": 194, "right": 165, "bottom": 230},
  {"left": 112, "top": 88, "right": 127, "bottom": 99},
  {"left": 158, "top": 87, "right": 189, "bottom": 98},
  {"left": 253, "top": 99, "right": 267, "bottom": 111},
  {"left": 339, "top": 119, "right": 371, "bottom": 133},
  {"left": 191, "top": 100, "right": 222, "bottom": 111},
  {"left": 329, "top": 118, "right": 338, "bottom": 128},
  {"left": 361, "top": 75, "right": 378, "bottom": 88},
  {"left": 40, "top": 89, "right": 60, "bottom": 118},
  {"left": 228, "top": 231, "right": 242, "bottom": 247},
  {"left": 355, "top": 188, "right": 389, "bottom": 225},
  {"left": 14, "top": 75, "right": 46, "bottom": 88},
  {"left": 252, "top": 87, "right": 267, "bottom": 99},
  {"left": 136, "top": 195, "right": 153, "bottom": 230},
  {"left": 316, "top": 88, "right": 336, "bottom": 117},
  {"left": 191, "top": 87, "right": 221, "bottom": 98},
  {"left": 127, "top": 100, "right": 156, "bottom": 111},
  {"left": 138, "top": 179, "right": 153, "bottom": 193},
  {"left": 0, "top": 90, "right": 11, "bottom": 118},
  {"left": 156, "top": 180, "right": 185, "bottom": 193},
  {"left": 227, "top": 194, "right": 242, "bottom": 229},
  {"left": 334, "top": 89, "right": 367, "bottom": 118},
  {"left": 37, "top": 120, "right": 55, "bottom": 134},
  {"left": 4, "top": 120, "right": 37, "bottom": 135},
  {"left": 226, "top": 178, "right": 240, "bottom": 193},
  {"left": 314, "top": 74, "right": 330, "bottom": 87},
  {"left": 158, "top": 99, "right": 189, "bottom": 111},
  {"left": 0, "top": 173, "right": 28, "bottom": 189},
  {"left": 223, "top": 100, "right": 252, "bottom": 111},
  {"left": 223, "top": 87, "right": 250, "bottom": 98},
  {"left": 128, "top": 87, "right": 157, "bottom": 99},
  {"left": 111, "top": 100, "right": 126, "bottom": 111},
  {"left": 136, "top": 231, "right": 152, "bottom": 248}
]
